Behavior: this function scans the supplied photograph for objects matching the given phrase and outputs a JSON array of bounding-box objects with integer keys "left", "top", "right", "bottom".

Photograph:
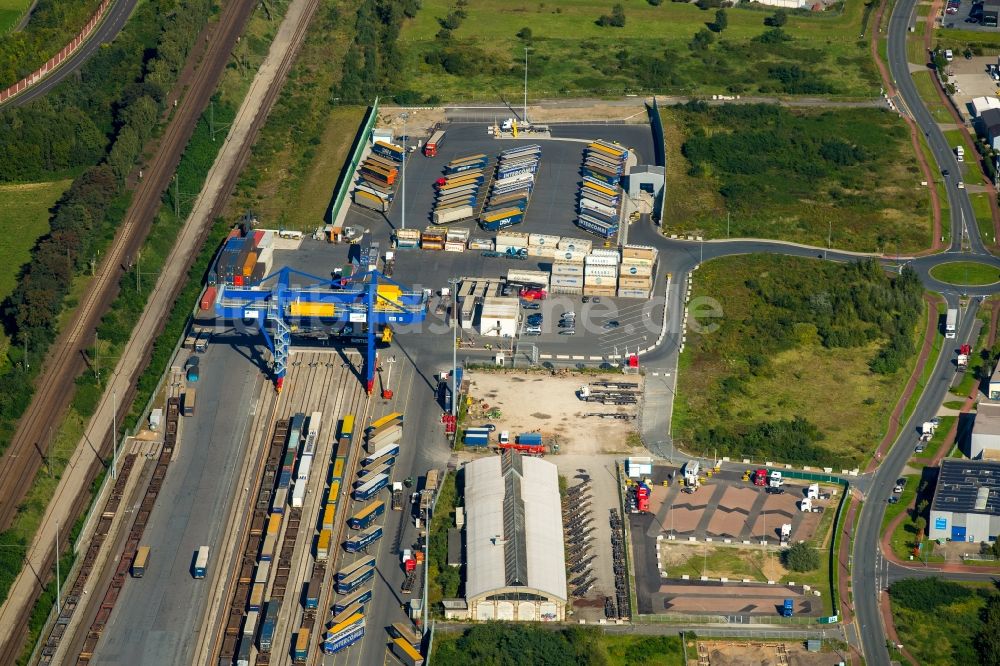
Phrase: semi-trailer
[
  {"left": 348, "top": 500, "right": 386, "bottom": 530},
  {"left": 582, "top": 167, "right": 621, "bottom": 187},
  {"left": 352, "top": 473, "right": 390, "bottom": 501},
  {"left": 354, "top": 189, "right": 390, "bottom": 213},
  {"left": 235, "top": 637, "right": 251, "bottom": 666},
  {"left": 481, "top": 208, "right": 525, "bottom": 231},
  {"left": 373, "top": 140, "right": 406, "bottom": 162},
  {"left": 391, "top": 637, "right": 425, "bottom": 666},
  {"left": 193, "top": 546, "right": 210, "bottom": 578},
  {"left": 336, "top": 565, "right": 375, "bottom": 594},
  {"left": 946, "top": 308, "right": 958, "bottom": 338},
  {"left": 446, "top": 160, "right": 488, "bottom": 175},
  {"left": 254, "top": 560, "right": 271, "bottom": 584},
  {"left": 322, "top": 613, "right": 366, "bottom": 654},
  {"left": 500, "top": 144, "right": 541, "bottom": 159},
  {"left": 367, "top": 412, "right": 403, "bottom": 436},
  {"left": 358, "top": 462, "right": 393, "bottom": 482},
  {"left": 579, "top": 197, "right": 619, "bottom": 219},
  {"left": 334, "top": 587, "right": 373, "bottom": 613},
  {"left": 582, "top": 178, "right": 620, "bottom": 199},
  {"left": 433, "top": 205, "right": 474, "bottom": 225},
  {"left": 361, "top": 452, "right": 396, "bottom": 471},
  {"left": 363, "top": 442, "right": 401, "bottom": 465},
  {"left": 336, "top": 556, "right": 377, "bottom": 581},
  {"left": 423, "top": 130, "right": 446, "bottom": 157},
  {"left": 344, "top": 526, "right": 384, "bottom": 552},
  {"left": 435, "top": 197, "right": 477, "bottom": 213},
  {"left": 317, "top": 528, "right": 332, "bottom": 560},
  {"left": 437, "top": 179, "right": 483, "bottom": 195},
  {"left": 577, "top": 216, "right": 619, "bottom": 239}
]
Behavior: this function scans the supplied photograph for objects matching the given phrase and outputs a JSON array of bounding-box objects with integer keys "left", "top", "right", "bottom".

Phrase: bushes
[
  {"left": 434, "top": 624, "right": 604, "bottom": 666},
  {"left": 335, "top": 0, "right": 420, "bottom": 103},
  {"left": 597, "top": 3, "right": 626, "bottom": 27},
  {"left": 696, "top": 417, "right": 835, "bottom": 467},
  {"left": 783, "top": 541, "right": 820, "bottom": 572},
  {"left": 890, "top": 577, "right": 974, "bottom": 612}
]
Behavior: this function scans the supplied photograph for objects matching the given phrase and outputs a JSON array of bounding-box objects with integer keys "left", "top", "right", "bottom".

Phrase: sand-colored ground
[
  {"left": 464, "top": 370, "right": 642, "bottom": 456},
  {"left": 695, "top": 641, "right": 846, "bottom": 666},
  {"left": 659, "top": 543, "right": 788, "bottom": 583}
]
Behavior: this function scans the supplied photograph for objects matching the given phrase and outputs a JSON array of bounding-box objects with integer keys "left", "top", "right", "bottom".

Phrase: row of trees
[
  {"left": 0, "top": 0, "right": 216, "bottom": 451},
  {"left": 337, "top": 0, "right": 421, "bottom": 104}
]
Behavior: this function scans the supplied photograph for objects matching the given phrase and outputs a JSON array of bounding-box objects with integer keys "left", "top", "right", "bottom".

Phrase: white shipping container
[
  {"left": 589, "top": 248, "right": 619, "bottom": 258},
  {"left": 497, "top": 230, "right": 530, "bottom": 247},
  {"left": 554, "top": 249, "right": 587, "bottom": 263},
  {"left": 291, "top": 483, "right": 307, "bottom": 508},
  {"left": 550, "top": 285, "right": 584, "bottom": 295},
  {"left": 527, "top": 246, "right": 557, "bottom": 258},
  {"left": 529, "top": 233, "right": 561, "bottom": 247},
  {"left": 551, "top": 276, "right": 584, "bottom": 287},
  {"left": 618, "top": 276, "right": 653, "bottom": 290},
  {"left": 583, "top": 285, "right": 617, "bottom": 296},
  {"left": 444, "top": 241, "right": 466, "bottom": 252},
  {"left": 584, "top": 266, "right": 618, "bottom": 278},
  {"left": 552, "top": 262, "right": 585, "bottom": 276},
  {"left": 507, "top": 269, "right": 550, "bottom": 287},
  {"left": 584, "top": 254, "right": 618, "bottom": 266},
  {"left": 446, "top": 228, "right": 471, "bottom": 242},
  {"left": 623, "top": 245, "right": 658, "bottom": 261},
  {"left": 620, "top": 263, "right": 653, "bottom": 278},
  {"left": 617, "top": 288, "right": 650, "bottom": 299},
  {"left": 620, "top": 257, "right": 655, "bottom": 268},
  {"left": 468, "top": 238, "right": 494, "bottom": 250},
  {"left": 584, "top": 275, "right": 617, "bottom": 287},
  {"left": 259, "top": 230, "right": 275, "bottom": 249},
  {"left": 557, "top": 237, "right": 593, "bottom": 254}
]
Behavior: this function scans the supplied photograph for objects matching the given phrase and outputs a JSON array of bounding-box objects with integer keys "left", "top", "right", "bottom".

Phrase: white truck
[
  {"left": 945, "top": 308, "right": 958, "bottom": 339},
  {"left": 955, "top": 145, "right": 965, "bottom": 162}
]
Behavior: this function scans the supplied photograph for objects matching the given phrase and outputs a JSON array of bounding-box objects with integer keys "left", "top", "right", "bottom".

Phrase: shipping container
[
  {"left": 271, "top": 488, "right": 288, "bottom": 515},
  {"left": 507, "top": 269, "right": 550, "bottom": 287},
  {"left": 352, "top": 473, "right": 390, "bottom": 501},
  {"left": 317, "top": 529, "right": 332, "bottom": 560},
  {"left": 551, "top": 276, "right": 585, "bottom": 288},
  {"left": 433, "top": 205, "right": 474, "bottom": 225},
  {"left": 182, "top": 389, "right": 196, "bottom": 416},
  {"left": 552, "top": 262, "right": 585, "bottom": 277},
  {"left": 322, "top": 614, "right": 365, "bottom": 654},
  {"left": 260, "top": 532, "right": 277, "bottom": 561},
  {"left": 394, "top": 229, "right": 421, "bottom": 249},
  {"left": 243, "top": 610, "right": 259, "bottom": 637},
  {"left": 254, "top": 560, "right": 271, "bottom": 585},
  {"left": 322, "top": 504, "right": 336, "bottom": 532},
  {"left": 550, "top": 285, "right": 584, "bottom": 295},
  {"left": 249, "top": 582, "right": 265, "bottom": 611},
  {"left": 372, "top": 141, "right": 405, "bottom": 162},
  {"left": 557, "top": 237, "right": 593, "bottom": 253},
  {"left": 619, "top": 264, "right": 653, "bottom": 278},
  {"left": 496, "top": 230, "right": 530, "bottom": 247},
  {"left": 200, "top": 286, "right": 217, "bottom": 312},
  {"left": 528, "top": 233, "right": 560, "bottom": 248},
  {"left": 131, "top": 546, "right": 150, "bottom": 578},
  {"left": 584, "top": 254, "right": 618, "bottom": 266},
  {"left": 305, "top": 572, "right": 321, "bottom": 609},
  {"left": 481, "top": 209, "right": 524, "bottom": 231},
  {"left": 622, "top": 245, "right": 658, "bottom": 261},
  {"left": 526, "top": 245, "right": 556, "bottom": 258},
  {"left": 294, "top": 628, "right": 310, "bottom": 662},
  {"left": 618, "top": 276, "right": 654, "bottom": 290},
  {"left": 336, "top": 556, "right": 377, "bottom": 581},
  {"left": 585, "top": 266, "right": 618, "bottom": 278},
  {"left": 354, "top": 189, "right": 390, "bottom": 213},
  {"left": 259, "top": 602, "right": 278, "bottom": 652}
]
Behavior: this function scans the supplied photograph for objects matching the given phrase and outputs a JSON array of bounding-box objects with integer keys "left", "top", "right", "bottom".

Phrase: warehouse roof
[
  {"left": 932, "top": 459, "right": 1000, "bottom": 515},
  {"left": 464, "top": 452, "right": 566, "bottom": 603},
  {"left": 973, "top": 402, "right": 1000, "bottom": 438}
]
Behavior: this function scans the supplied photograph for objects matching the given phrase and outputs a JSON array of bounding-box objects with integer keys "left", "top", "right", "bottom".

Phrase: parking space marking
[
  {"left": 556, "top": 354, "right": 570, "bottom": 359},
  {"left": 588, "top": 356, "right": 603, "bottom": 360},
  {"left": 540, "top": 354, "right": 553, "bottom": 359},
  {"left": 572, "top": 355, "right": 585, "bottom": 360}
]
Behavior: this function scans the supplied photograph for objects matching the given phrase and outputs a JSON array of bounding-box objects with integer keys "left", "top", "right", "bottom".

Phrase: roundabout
[{"left": 928, "top": 261, "right": 1000, "bottom": 286}]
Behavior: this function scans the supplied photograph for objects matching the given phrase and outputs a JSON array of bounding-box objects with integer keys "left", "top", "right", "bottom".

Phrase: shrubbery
[
  {"left": 889, "top": 577, "right": 973, "bottom": 612},
  {"left": 783, "top": 541, "right": 820, "bottom": 572}
]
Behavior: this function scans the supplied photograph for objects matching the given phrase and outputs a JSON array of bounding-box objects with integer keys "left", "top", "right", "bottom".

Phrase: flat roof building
[
  {"left": 929, "top": 459, "right": 1000, "bottom": 542},
  {"left": 447, "top": 451, "right": 566, "bottom": 622},
  {"left": 972, "top": 402, "right": 1000, "bottom": 460}
]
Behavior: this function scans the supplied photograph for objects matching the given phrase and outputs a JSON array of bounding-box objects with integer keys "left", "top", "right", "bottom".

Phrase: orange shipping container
[{"left": 242, "top": 251, "right": 258, "bottom": 278}]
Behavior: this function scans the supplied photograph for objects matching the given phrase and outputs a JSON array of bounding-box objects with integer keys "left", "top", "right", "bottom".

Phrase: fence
[
  {"left": 0, "top": 0, "right": 112, "bottom": 105},
  {"left": 327, "top": 98, "right": 379, "bottom": 226}
]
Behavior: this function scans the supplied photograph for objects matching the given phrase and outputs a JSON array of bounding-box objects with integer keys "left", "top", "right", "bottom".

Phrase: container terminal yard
[{"left": 52, "top": 111, "right": 676, "bottom": 666}]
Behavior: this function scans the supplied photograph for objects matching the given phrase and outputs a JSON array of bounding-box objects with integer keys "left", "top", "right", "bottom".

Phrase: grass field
[
  {"left": 891, "top": 580, "right": 993, "bottom": 665},
  {"left": 675, "top": 255, "right": 924, "bottom": 468},
  {"left": 970, "top": 192, "right": 996, "bottom": 245},
  {"left": 930, "top": 261, "right": 1000, "bottom": 285},
  {"left": 660, "top": 104, "right": 930, "bottom": 252},
  {"left": 912, "top": 70, "right": 955, "bottom": 123},
  {"left": 0, "top": 180, "right": 70, "bottom": 302},
  {"left": 0, "top": 0, "right": 30, "bottom": 33},
  {"left": 901, "top": 301, "right": 942, "bottom": 424},
  {"left": 396, "top": 0, "right": 880, "bottom": 101}
]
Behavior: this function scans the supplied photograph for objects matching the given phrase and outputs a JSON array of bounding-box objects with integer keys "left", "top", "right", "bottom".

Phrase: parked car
[
  {"left": 915, "top": 443, "right": 926, "bottom": 454},
  {"left": 525, "top": 325, "right": 542, "bottom": 335},
  {"left": 603, "top": 320, "right": 620, "bottom": 330},
  {"left": 888, "top": 496, "right": 899, "bottom": 504},
  {"left": 559, "top": 329, "right": 577, "bottom": 335},
  {"left": 526, "top": 314, "right": 543, "bottom": 326},
  {"left": 522, "top": 301, "right": 541, "bottom": 310}
]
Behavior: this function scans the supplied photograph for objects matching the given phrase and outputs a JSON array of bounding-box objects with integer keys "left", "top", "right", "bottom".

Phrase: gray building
[
  {"left": 929, "top": 459, "right": 1000, "bottom": 542},
  {"left": 445, "top": 451, "right": 566, "bottom": 622},
  {"left": 971, "top": 402, "right": 1000, "bottom": 460},
  {"left": 979, "top": 108, "right": 1000, "bottom": 150}
]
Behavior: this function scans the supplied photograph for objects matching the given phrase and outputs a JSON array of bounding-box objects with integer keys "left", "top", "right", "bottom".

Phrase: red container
[
  {"left": 404, "top": 559, "right": 416, "bottom": 573},
  {"left": 252, "top": 230, "right": 264, "bottom": 247},
  {"left": 200, "top": 286, "right": 217, "bottom": 311},
  {"left": 233, "top": 275, "right": 244, "bottom": 286},
  {"left": 227, "top": 228, "right": 241, "bottom": 240}
]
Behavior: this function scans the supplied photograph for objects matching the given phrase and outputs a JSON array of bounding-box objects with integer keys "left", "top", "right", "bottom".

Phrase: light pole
[
  {"left": 111, "top": 388, "right": 117, "bottom": 481},
  {"left": 401, "top": 113, "right": 409, "bottom": 230},
  {"left": 55, "top": 520, "right": 61, "bottom": 612},
  {"left": 523, "top": 47, "right": 529, "bottom": 123},
  {"left": 827, "top": 219, "right": 832, "bottom": 259},
  {"left": 449, "top": 278, "right": 460, "bottom": 417}
]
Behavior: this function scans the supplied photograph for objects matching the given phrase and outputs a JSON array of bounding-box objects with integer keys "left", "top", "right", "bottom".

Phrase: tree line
[
  {"left": 337, "top": 0, "right": 421, "bottom": 104},
  {"left": 0, "top": 0, "right": 216, "bottom": 451}
]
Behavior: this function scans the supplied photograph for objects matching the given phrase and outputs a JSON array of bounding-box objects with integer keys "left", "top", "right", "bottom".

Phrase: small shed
[
  {"left": 478, "top": 297, "right": 519, "bottom": 337},
  {"left": 447, "top": 528, "right": 462, "bottom": 567}
]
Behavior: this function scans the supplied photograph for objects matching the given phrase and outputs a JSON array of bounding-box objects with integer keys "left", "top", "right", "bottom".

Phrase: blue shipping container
[
  {"left": 518, "top": 433, "right": 543, "bottom": 446},
  {"left": 323, "top": 624, "right": 366, "bottom": 654}
]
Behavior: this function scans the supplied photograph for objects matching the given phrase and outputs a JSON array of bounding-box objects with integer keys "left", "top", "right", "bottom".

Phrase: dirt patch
[
  {"left": 464, "top": 370, "right": 643, "bottom": 456},
  {"left": 696, "top": 640, "right": 844, "bottom": 666}
]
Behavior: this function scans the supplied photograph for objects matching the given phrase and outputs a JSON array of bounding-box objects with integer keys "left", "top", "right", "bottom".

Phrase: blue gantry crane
[{"left": 212, "top": 266, "right": 427, "bottom": 393}]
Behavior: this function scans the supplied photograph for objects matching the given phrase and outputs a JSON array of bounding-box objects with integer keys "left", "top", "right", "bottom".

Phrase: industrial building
[
  {"left": 971, "top": 402, "right": 1000, "bottom": 459},
  {"left": 989, "top": 364, "right": 1000, "bottom": 401},
  {"left": 928, "top": 459, "right": 1000, "bottom": 542},
  {"left": 446, "top": 451, "right": 566, "bottom": 622},
  {"left": 477, "top": 297, "right": 519, "bottom": 338}
]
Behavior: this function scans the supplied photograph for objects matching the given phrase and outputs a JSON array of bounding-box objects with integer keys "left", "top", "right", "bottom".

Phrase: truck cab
[{"left": 498, "top": 431, "right": 511, "bottom": 446}]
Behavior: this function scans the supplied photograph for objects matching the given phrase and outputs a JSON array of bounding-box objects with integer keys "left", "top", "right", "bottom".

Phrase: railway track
[
  {"left": 0, "top": 1, "right": 258, "bottom": 656},
  {"left": 210, "top": 352, "right": 370, "bottom": 666}
]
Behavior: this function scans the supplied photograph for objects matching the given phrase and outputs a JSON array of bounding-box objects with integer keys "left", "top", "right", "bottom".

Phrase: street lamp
[
  {"left": 449, "top": 278, "right": 460, "bottom": 417},
  {"left": 400, "top": 112, "right": 409, "bottom": 230}
]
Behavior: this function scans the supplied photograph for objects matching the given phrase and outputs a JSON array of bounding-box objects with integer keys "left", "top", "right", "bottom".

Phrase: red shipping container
[
  {"left": 200, "top": 286, "right": 217, "bottom": 311},
  {"left": 227, "top": 228, "right": 241, "bottom": 240},
  {"left": 233, "top": 275, "right": 244, "bottom": 286},
  {"left": 252, "top": 230, "right": 264, "bottom": 247},
  {"left": 404, "top": 559, "right": 416, "bottom": 573}
]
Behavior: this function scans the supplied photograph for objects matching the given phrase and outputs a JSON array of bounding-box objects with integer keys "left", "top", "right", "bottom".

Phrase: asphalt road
[{"left": 1, "top": 0, "right": 139, "bottom": 109}]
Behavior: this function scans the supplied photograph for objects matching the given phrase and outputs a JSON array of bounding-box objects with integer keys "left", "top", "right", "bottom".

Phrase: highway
[{"left": 1, "top": 0, "right": 139, "bottom": 109}]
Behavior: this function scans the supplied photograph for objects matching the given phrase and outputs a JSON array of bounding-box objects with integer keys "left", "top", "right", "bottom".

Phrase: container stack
[
  {"left": 550, "top": 257, "right": 585, "bottom": 296},
  {"left": 352, "top": 141, "right": 404, "bottom": 213},
  {"left": 480, "top": 145, "right": 541, "bottom": 231},
  {"left": 433, "top": 154, "right": 489, "bottom": 225},
  {"left": 617, "top": 245, "right": 658, "bottom": 299},
  {"left": 393, "top": 228, "right": 421, "bottom": 249},
  {"left": 444, "top": 227, "right": 470, "bottom": 252},
  {"left": 576, "top": 140, "right": 628, "bottom": 239},
  {"left": 420, "top": 226, "right": 447, "bottom": 250},
  {"left": 211, "top": 227, "right": 274, "bottom": 286},
  {"left": 495, "top": 230, "right": 529, "bottom": 255},
  {"left": 583, "top": 252, "right": 618, "bottom": 299},
  {"left": 527, "top": 233, "right": 560, "bottom": 258}
]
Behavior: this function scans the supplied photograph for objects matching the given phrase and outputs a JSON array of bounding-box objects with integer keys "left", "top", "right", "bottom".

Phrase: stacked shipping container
[
  {"left": 575, "top": 141, "right": 627, "bottom": 239},
  {"left": 210, "top": 227, "right": 274, "bottom": 286},
  {"left": 480, "top": 145, "right": 541, "bottom": 231},
  {"left": 432, "top": 154, "right": 489, "bottom": 225},
  {"left": 352, "top": 140, "right": 404, "bottom": 213}
]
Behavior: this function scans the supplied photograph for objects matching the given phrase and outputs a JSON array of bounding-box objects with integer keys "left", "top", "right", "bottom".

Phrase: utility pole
[
  {"left": 55, "top": 520, "right": 60, "bottom": 613},
  {"left": 523, "top": 47, "right": 529, "bottom": 123},
  {"left": 174, "top": 174, "right": 180, "bottom": 218},
  {"left": 94, "top": 332, "right": 99, "bottom": 380},
  {"left": 112, "top": 388, "right": 117, "bottom": 481},
  {"left": 401, "top": 113, "right": 409, "bottom": 230},
  {"left": 827, "top": 219, "right": 832, "bottom": 259},
  {"left": 136, "top": 251, "right": 141, "bottom": 292},
  {"left": 23, "top": 336, "right": 28, "bottom": 371},
  {"left": 450, "top": 278, "right": 460, "bottom": 417},
  {"left": 727, "top": 212, "right": 730, "bottom": 239}
]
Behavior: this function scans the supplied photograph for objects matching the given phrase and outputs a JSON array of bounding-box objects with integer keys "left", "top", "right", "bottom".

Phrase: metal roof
[
  {"left": 464, "top": 452, "right": 566, "bottom": 603},
  {"left": 932, "top": 458, "right": 1000, "bottom": 515}
]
